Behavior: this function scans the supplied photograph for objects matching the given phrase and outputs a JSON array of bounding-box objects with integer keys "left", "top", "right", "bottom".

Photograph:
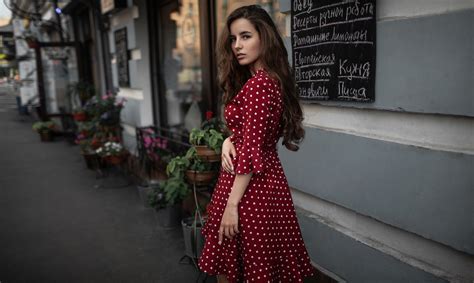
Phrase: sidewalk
[{"left": 0, "top": 93, "right": 208, "bottom": 282}]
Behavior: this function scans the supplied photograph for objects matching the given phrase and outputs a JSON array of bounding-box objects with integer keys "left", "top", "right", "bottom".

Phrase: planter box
[{"left": 182, "top": 216, "right": 205, "bottom": 259}]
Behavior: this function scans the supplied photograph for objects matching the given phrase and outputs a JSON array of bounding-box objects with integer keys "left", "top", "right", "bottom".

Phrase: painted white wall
[
  {"left": 279, "top": 1, "right": 474, "bottom": 280},
  {"left": 303, "top": 105, "right": 474, "bottom": 154},
  {"left": 109, "top": 4, "right": 154, "bottom": 146}
]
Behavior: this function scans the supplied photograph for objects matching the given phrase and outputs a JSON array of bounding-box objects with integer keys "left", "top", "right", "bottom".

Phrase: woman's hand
[
  {"left": 221, "top": 136, "right": 236, "bottom": 174},
  {"left": 218, "top": 203, "right": 239, "bottom": 244}
]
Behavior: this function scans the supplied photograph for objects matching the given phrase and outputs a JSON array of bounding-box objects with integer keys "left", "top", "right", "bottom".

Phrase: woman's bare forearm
[{"left": 227, "top": 173, "right": 252, "bottom": 207}]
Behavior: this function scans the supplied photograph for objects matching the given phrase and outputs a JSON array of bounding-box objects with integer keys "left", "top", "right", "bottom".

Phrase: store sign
[
  {"left": 101, "top": 0, "right": 126, "bottom": 14},
  {"left": 115, "top": 28, "right": 129, "bottom": 87},
  {"left": 291, "top": 0, "right": 376, "bottom": 102}
]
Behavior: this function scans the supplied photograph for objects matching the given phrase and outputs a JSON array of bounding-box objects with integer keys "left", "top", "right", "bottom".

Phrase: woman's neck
[{"left": 249, "top": 61, "right": 264, "bottom": 75}]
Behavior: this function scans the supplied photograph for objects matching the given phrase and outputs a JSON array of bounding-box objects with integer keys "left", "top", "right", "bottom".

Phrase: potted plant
[
  {"left": 152, "top": 155, "right": 191, "bottom": 227},
  {"left": 184, "top": 147, "right": 217, "bottom": 186},
  {"left": 75, "top": 135, "right": 104, "bottom": 170},
  {"left": 96, "top": 91, "right": 126, "bottom": 127},
  {"left": 32, "top": 120, "right": 57, "bottom": 142},
  {"left": 72, "top": 107, "right": 88, "bottom": 122},
  {"left": 142, "top": 133, "right": 172, "bottom": 182},
  {"left": 148, "top": 184, "right": 167, "bottom": 209},
  {"left": 189, "top": 112, "right": 226, "bottom": 162},
  {"left": 189, "top": 128, "right": 224, "bottom": 162},
  {"left": 157, "top": 176, "right": 188, "bottom": 227},
  {"left": 95, "top": 141, "right": 127, "bottom": 165},
  {"left": 76, "top": 120, "right": 95, "bottom": 137}
]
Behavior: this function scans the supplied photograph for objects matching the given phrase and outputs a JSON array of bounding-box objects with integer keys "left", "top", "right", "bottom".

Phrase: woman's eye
[{"left": 242, "top": 35, "right": 250, "bottom": 39}]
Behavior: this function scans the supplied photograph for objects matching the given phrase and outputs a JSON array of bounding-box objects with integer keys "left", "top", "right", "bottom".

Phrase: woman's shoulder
[
  {"left": 242, "top": 69, "right": 280, "bottom": 93},
  {"left": 238, "top": 70, "right": 281, "bottom": 107}
]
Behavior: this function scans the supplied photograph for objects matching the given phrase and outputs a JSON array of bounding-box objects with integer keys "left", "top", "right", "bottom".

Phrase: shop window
[{"left": 157, "top": 0, "right": 203, "bottom": 133}]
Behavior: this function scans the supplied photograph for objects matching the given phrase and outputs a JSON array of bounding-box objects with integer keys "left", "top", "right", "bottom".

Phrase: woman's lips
[{"left": 237, "top": 54, "right": 245, "bottom": 60}]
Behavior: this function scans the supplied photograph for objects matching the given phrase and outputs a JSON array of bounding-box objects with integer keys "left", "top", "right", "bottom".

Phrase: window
[{"left": 156, "top": 0, "right": 204, "bottom": 133}]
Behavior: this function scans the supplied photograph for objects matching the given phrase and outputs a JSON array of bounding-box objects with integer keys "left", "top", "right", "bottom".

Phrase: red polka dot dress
[{"left": 198, "top": 69, "right": 315, "bottom": 282}]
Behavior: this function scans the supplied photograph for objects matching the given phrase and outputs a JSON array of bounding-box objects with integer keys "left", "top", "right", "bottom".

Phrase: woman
[{"left": 199, "top": 5, "right": 315, "bottom": 283}]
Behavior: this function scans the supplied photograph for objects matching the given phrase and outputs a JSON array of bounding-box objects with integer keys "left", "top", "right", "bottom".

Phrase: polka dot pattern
[{"left": 198, "top": 69, "right": 315, "bottom": 282}]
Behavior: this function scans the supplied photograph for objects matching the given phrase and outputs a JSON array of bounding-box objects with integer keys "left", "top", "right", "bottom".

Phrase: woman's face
[{"left": 229, "top": 18, "right": 263, "bottom": 71}]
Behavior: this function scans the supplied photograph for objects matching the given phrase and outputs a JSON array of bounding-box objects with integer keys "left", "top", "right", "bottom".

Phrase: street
[{"left": 0, "top": 89, "right": 203, "bottom": 282}]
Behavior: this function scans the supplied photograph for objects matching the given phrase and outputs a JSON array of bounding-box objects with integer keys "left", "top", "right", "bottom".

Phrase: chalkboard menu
[
  {"left": 291, "top": 0, "right": 376, "bottom": 102},
  {"left": 115, "top": 28, "right": 129, "bottom": 87}
]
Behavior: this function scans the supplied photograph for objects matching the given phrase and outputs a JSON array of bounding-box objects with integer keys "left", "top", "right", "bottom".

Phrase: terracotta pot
[
  {"left": 105, "top": 154, "right": 124, "bottom": 165},
  {"left": 194, "top": 145, "right": 220, "bottom": 162},
  {"left": 185, "top": 170, "right": 217, "bottom": 186},
  {"left": 73, "top": 112, "right": 87, "bottom": 121}
]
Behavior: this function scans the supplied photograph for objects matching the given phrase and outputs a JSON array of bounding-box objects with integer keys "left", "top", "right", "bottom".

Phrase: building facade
[
  {"left": 278, "top": 1, "right": 474, "bottom": 282},
  {"left": 28, "top": 0, "right": 474, "bottom": 281}
]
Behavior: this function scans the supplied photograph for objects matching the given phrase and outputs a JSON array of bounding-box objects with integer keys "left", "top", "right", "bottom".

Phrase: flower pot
[
  {"left": 182, "top": 216, "right": 206, "bottom": 259},
  {"left": 194, "top": 145, "right": 220, "bottom": 162},
  {"left": 73, "top": 112, "right": 87, "bottom": 121},
  {"left": 106, "top": 155, "right": 123, "bottom": 165},
  {"left": 39, "top": 131, "right": 53, "bottom": 142},
  {"left": 104, "top": 153, "right": 127, "bottom": 165},
  {"left": 155, "top": 204, "right": 182, "bottom": 228},
  {"left": 185, "top": 170, "right": 217, "bottom": 186},
  {"left": 81, "top": 152, "right": 102, "bottom": 170}
]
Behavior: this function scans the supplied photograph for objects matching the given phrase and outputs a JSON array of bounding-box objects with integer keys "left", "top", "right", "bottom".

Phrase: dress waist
[{"left": 231, "top": 136, "right": 278, "bottom": 152}]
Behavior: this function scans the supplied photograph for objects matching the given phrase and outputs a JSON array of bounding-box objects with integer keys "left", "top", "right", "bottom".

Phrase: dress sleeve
[{"left": 234, "top": 77, "right": 273, "bottom": 175}]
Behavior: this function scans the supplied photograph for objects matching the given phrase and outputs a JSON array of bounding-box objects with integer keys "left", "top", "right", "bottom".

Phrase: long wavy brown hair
[{"left": 217, "top": 5, "right": 305, "bottom": 151}]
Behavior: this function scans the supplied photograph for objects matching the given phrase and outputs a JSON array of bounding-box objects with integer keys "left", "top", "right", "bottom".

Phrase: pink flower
[
  {"left": 161, "top": 139, "right": 168, "bottom": 149},
  {"left": 143, "top": 136, "right": 152, "bottom": 148}
]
